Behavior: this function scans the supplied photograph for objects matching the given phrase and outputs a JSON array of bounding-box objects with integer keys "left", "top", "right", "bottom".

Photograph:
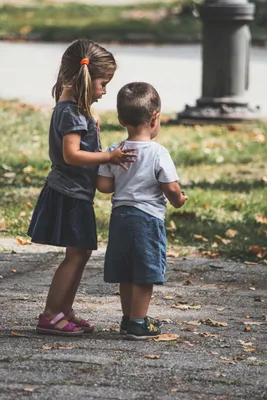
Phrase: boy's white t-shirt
[{"left": 98, "top": 140, "right": 179, "bottom": 221}]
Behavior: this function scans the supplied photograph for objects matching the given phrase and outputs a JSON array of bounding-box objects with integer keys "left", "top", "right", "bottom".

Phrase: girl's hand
[{"left": 110, "top": 142, "right": 137, "bottom": 170}]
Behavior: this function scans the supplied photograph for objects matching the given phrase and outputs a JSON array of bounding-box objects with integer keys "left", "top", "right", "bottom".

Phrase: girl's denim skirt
[{"left": 27, "top": 183, "right": 97, "bottom": 250}]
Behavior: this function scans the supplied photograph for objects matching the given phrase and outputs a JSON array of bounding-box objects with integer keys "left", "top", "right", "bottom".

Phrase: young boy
[{"left": 97, "top": 82, "right": 188, "bottom": 340}]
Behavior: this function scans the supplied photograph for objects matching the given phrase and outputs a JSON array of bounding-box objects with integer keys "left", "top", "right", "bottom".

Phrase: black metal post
[{"left": 178, "top": 0, "right": 260, "bottom": 124}]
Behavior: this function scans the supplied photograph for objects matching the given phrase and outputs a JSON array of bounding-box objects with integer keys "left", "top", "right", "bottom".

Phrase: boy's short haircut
[{"left": 117, "top": 82, "right": 161, "bottom": 127}]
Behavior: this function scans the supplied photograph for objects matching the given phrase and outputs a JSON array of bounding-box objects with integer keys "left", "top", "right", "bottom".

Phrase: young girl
[{"left": 28, "top": 39, "right": 136, "bottom": 336}]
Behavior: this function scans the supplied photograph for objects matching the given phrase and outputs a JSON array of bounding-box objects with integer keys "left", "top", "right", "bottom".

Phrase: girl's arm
[
  {"left": 63, "top": 134, "right": 136, "bottom": 169},
  {"left": 161, "top": 181, "right": 188, "bottom": 208},
  {"left": 96, "top": 176, "right": 114, "bottom": 193}
]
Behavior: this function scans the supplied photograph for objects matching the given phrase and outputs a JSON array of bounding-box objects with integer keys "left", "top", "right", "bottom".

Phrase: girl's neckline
[{"left": 57, "top": 100, "right": 77, "bottom": 105}]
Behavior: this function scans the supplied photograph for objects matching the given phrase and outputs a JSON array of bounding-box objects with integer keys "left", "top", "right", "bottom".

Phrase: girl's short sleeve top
[{"left": 46, "top": 101, "right": 101, "bottom": 203}]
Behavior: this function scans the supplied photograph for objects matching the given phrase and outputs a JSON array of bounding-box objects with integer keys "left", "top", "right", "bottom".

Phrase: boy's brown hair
[
  {"left": 52, "top": 39, "right": 116, "bottom": 118},
  {"left": 117, "top": 82, "right": 161, "bottom": 127}
]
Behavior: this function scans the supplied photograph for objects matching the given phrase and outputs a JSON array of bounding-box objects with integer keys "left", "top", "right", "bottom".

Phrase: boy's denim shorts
[{"left": 104, "top": 206, "right": 166, "bottom": 285}]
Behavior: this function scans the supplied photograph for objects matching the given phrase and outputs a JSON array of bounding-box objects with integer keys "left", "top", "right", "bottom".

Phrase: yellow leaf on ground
[
  {"left": 225, "top": 229, "right": 238, "bottom": 238},
  {"left": 153, "top": 334, "right": 179, "bottom": 342},
  {"left": 16, "top": 237, "right": 31, "bottom": 245},
  {"left": 163, "top": 296, "right": 174, "bottom": 300},
  {"left": 194, "top": 234, "right": 208, "bottom": 242},
  {"left": 22, "top": 165, "right": 34, "bottom": 174},
  {"left": 144, "top": 354, "right": 160, "bottom": 359},
  {"left": 255, "top": 214, "right": 267, "bottom": 224}
]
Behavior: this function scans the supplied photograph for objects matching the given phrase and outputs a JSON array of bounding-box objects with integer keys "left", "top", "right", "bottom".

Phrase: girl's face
[{"left": 92, "top": 77, "right": 112, "bottom": 104}]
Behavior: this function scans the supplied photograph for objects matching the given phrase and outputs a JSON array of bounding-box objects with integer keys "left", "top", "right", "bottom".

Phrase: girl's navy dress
[{"left": 28, "top": 101, "right": 101, "bottom": 250}]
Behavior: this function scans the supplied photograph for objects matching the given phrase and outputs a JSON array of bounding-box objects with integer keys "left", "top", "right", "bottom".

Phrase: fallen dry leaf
[
  {"left": 194, "top": 234, "right": 208, "bottom": 242},
  {"left": 238, "top": 340, "right": 253, "bottom": 346},
  {"left": 23, "top": 388, "right": 34, "bottom": 392},
  {"left": 42, "top": 345, "right": 77, "bottom": 350},
  {"left": 244, "top": 261, "right": 258, "bottom": 265},
  {"left": 255, "top": 214, "right": 267, "bottom": 224},
  {"left": 163, "top": 296, "right": 174, "bottom": 300},
  {"left": 215, "top": 235, "right": 231, "bottom": 245},
  {"left": 166, "top": 220, "right": 176, "bottom": 231},
  {"left": 167, "top": 250, "right": 180, "bottom": 258},
  {"left": 244, "top": 326, "right": 252, "bottom": 332},
  {"left": 201, "top": 318, "right": 228, "bottom": 327},
  {"left": 184, "top": 320, "right": 201, "bottom": 326},
  {"left": 220, "top": 356, "right": 236, "bottom": 364},
  {"left": 225, "top": 229, "right": 238, "bottom": 238},
  {"left": 170, "top": 388, "right": 178, "bottom": 393},
  {"left": 10, "top": 331, "right": 26, "bottom": 337},
  {"left": 171, "top": 304, "right": 201, "bottom": 310},
  {"left": 244, "top": 321, "right": 267, "bottom": 326},
  {"left": 11, "top": 269, "right": 16, "bottom": 273},
  {"left": 153, "top": 333, "right": 179, "bottom": 342},
  {"left": 16, "top": 237, "right": 31, "bottom": 245},
  {"left": 22, "top": 165, "right": 34, "bottom": 174},
  {"left": 183, "top": 279, "right": 193, "bottom": 286},
  {"left": 181, "top": 327, "right": 197, "bottom": 332},
  {"left": 243, "top": 348, "right": 256, "bottom": 353},
  {"left": 144, "top": 354, "right": 160, "bottom": 359}
]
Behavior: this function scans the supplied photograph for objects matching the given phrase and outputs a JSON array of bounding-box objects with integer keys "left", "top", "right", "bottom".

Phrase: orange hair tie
[{"left": 80, "top": 58, "right": 89, "bottom": 66}]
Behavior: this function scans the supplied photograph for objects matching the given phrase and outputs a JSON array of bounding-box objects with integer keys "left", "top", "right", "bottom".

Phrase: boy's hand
[{"left": 110, "top": 142, "right": 137, "bottom": 170}]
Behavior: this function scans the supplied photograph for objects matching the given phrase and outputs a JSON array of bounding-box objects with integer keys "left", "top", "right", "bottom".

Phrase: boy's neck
[{"left": 126, "top": 126, "right": 152, "bottom": 142}]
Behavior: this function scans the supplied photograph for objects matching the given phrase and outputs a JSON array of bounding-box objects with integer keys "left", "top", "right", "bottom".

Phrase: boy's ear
[
  {"left": 151, "top": 112, "right": 160, "bottom": 127},
  {"left": 118, "top": 116, "right": 126, "bottom": 127}
]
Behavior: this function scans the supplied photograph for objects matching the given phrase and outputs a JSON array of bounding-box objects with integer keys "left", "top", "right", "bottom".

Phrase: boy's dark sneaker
[
  {"left": 120, "top": 315, "right": 163, "bottom": 335},
  {"left": 126, "top": 319, "right": 161, "bottom": 340}
]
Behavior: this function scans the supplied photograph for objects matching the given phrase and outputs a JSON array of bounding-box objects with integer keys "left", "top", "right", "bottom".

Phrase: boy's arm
[
  {"left": 96, "top": 176, "right": 114, "bottom": 193},
  {"left": 161, "top": 181, "right": 188, "bottom": 208}
]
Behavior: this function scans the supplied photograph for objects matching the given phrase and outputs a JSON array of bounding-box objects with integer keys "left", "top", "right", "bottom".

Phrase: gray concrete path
[{"left": 1, "top": 238, "right": 267, "bottom": 399}]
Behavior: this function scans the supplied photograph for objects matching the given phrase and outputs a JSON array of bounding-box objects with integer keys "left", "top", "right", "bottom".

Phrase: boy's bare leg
[
  {"left": 130, "top": 283, "right": 153, "bottom": 319},
  {"left": 120, "top": 282, "right": 133, "bottom": 316},
  {"left": 43, "top": 247, "right": 91, "bottom": 328}
]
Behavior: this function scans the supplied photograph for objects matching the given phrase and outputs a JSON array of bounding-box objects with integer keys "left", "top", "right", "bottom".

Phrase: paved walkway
[{"left": 0, "top": 238, "right": 267, "bottom": 399}]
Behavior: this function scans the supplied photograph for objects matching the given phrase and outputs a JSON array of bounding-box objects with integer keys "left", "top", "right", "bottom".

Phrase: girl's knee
[{"left": 66, "top": 247, "right": 92, "bottom": 265}]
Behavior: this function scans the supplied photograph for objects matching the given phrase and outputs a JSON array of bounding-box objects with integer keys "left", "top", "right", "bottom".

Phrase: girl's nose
[{"left": 102, "top": 87, "right": 106, "bottom": 95}]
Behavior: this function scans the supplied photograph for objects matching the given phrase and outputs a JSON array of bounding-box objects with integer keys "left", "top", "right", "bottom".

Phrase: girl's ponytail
[{"left": 75, "top": 59, "right": 93, "bottom": 118}]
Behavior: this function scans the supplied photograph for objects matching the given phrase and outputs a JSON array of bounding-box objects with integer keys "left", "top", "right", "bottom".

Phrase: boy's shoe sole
[{"left": 126, "top": 333, "right": 160, "bottom": 341}]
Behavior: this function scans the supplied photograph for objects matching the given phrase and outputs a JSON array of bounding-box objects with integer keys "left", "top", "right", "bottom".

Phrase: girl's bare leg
[
  {"left": 119, "top": 282, "right": 133, "bottom": 316},
  {"left": 130, "top": 284, "right": 153, "bottom": 319},
  {"left": 43, "top": 247, "right": 91, "bottom": 327}
]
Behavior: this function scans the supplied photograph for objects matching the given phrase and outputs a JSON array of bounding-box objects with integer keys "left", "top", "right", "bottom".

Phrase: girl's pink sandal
[
  {"left": 36, "top": 312, "right": 84, "bottom": 336},
  {"left": 66, "top": 309, "right": 95, "bottom": 333}
]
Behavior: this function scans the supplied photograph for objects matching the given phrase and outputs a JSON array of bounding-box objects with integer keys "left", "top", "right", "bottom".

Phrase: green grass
[
  {"left": 0, "top": 1, "right": 265, "bottom": 44},
  {"left": 0, "top": 100, "right": 267, "bottom": 262}
]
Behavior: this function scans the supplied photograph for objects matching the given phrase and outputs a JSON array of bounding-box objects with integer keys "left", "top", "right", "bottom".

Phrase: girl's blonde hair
[{"left": 52, "top": 39, "right": 117, "bottom": 118}]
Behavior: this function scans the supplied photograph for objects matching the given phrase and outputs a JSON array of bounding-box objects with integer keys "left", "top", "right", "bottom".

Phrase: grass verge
[
  {"left": 0, "top": 100, "right": 267, "bottom": 263},
  {"left": 0, "top": 1, "right": 266, "bottom": 44}
]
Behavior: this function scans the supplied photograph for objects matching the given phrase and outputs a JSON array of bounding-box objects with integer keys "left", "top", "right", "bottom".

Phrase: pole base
[{"left": 176, "top": 103, "right": 262, "bottom": 125}]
